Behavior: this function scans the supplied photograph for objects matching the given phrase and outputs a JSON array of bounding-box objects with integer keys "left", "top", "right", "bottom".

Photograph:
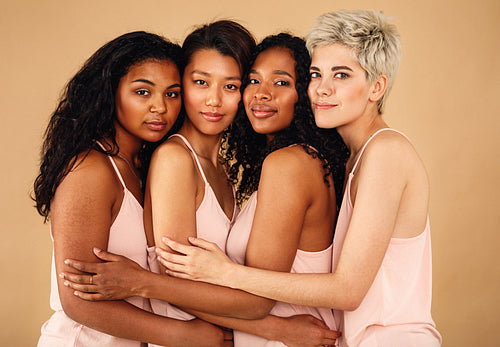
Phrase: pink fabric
[
  {"left": 148, "top": 133, "right": 238, "bottom": 321},
  {"left": 38, "top": 149, "right": 150, "bottom": 347},
  {"left": 332, "top": 128, "right": 442, "bottom": 347},
  {"left": 227, "top": 192, "right": 336, "bottom": 346}
]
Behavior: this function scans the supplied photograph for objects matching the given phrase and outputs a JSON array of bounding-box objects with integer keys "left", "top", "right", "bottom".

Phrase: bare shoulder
[
  {"left": 260, "top": 146, "right": 326, "bottom": 198},
  {"left": 356, "top": 130, "right": 428, "bottom": 192},
  {"left": 51, "top": 149, "right": 120, "bottom": 229},
  {"left": 60, "top": 149, "right": 119, "bottom": 197},
  {"left": 150, "top": 137, "right": 197, "bottom": 174},
  {"left": 262, "top": 145, "right": 320, "bottom": 175}
]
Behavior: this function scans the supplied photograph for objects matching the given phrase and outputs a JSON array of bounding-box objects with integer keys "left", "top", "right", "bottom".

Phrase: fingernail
[
  {"left": 59, "top": 273, "right": 64, "bottom": 278},
  {"left": 64, "top": 281, "right": 69, "bottom": 287},
  {"left": 64, "top": 260, "right": 70, "bottom": 265},
  {"left": 162, "top": 237, "right": 168, "bottom": 243},
  {"left": 94, "top": 247, "right": 102, "bottom": 253},
  {"left": 73, "top": 291, "right": 78, "bottom": 296}
]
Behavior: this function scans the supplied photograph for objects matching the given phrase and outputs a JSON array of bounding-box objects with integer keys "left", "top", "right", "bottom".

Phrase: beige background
[{"left": 1, "top": 0, "right": 498, "bottom": 346}]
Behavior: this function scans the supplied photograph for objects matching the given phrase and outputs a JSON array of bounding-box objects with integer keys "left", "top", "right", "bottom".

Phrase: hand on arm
[
  {"left": 158, "top": 142, "right": 410, "bottom": 310},
  {"left": 50, "top": 152, "right": 227, "bottom": 346}
]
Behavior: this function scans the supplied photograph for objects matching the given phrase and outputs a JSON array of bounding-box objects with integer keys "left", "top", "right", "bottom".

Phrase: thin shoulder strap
[
  {"left": 351, "top": 128, "right": 408, "bottom": 174},
  {"left": 96, "top": 141, "right": 126, "bottom": 189},
  {"left": 169, "top": 134, "right": 209, "bottom": 183}
]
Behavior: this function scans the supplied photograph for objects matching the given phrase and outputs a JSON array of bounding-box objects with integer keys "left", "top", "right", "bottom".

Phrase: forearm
[
  {"left": 183, "top": 308, "right": 281, "bottom": 341},
  {"left": 61, "top": 295, "right": 186, "bottom": 345},
  {"left": 223, "top": 263, "right": 358, "bottom": 310},
  {"left": 139, "top": 269, "right": 274, "bottom": 318}
]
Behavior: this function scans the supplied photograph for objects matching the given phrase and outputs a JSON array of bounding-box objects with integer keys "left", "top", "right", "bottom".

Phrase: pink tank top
[
  {"left": 333, "top": 128, "right": 442, "bottom": 347},
  {"left": 147, "top": 133, "right": 238, "bottom": 321},
  {"left": 39, "top": 147, "right": 151, "bottom": 347},
  {"left": 227, "top": 189, "right": 336, "bottom": 346}
]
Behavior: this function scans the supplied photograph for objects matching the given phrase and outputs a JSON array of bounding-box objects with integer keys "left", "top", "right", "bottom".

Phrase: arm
[
  {"left": 51, "top": 152, "right": 226, "bottom": 346},
  {"left": 142, "top": 141, "right": 276, "bottom": 318},
  {"left": 161, "top": 137, "right": 413, "bottom": 310}
]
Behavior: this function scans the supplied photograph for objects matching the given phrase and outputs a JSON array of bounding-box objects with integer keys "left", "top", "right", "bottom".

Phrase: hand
[
  {"left": 272, "top": 315, "right": 340, "bottom": 347},
  {"left": 60, "top": 247, "right": 148, "bottom": 301},
  {"left": 156, "top": 237, "right": 233, "bottom": 286},
  {"left": 184, "top": 319, "right": 233, "bottom": 347}
]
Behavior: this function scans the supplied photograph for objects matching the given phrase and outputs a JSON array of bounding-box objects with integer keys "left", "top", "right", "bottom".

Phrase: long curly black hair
[
  {"left": 221, "top": 33, "right": 349, "bottom": 207},
  {"left": 33, "top": 31, "right": 184, "bottom": 221}
]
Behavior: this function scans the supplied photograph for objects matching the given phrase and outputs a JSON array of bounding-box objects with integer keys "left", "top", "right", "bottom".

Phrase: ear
[{"left": 368, "top": 75, "right": 387, "bottom": 102}]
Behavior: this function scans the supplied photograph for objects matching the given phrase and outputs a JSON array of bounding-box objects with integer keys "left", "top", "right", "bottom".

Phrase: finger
[
  {"left": 187, "top": 236, "right": 219, "bottom": 251},
  {"left": 222, "top": 329, "right": 233, "bottom": 341},
  {"left": 155, "top": 247, "right": 186, "bottom": 265},
  {"left": 162, "top": 237, "right": 193, "bottom": 255},
  {"left": 93, "top": 248, "right": 124, "bottom": 262},
  {"left": 164, "top": 268, "right": 195, "bottom": 280},
  {"left": 73, "top": 290, "right": 107, "bottom": 301},
  {"left": 63, "top": 259, "right": 99, "bottom": 273},
  {"left": 157, "top": 256, "right": 191, "bottom": 274},
  {"left": 63, "top": 280, "right": 94, "bottom": 293},
  {"left": 59, "top": 272, "right": 93, "bottom": 285}
]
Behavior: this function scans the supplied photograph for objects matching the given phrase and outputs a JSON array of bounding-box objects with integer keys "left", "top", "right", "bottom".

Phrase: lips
[
  {"left": 314, "top": 102, "right": 337, "bottom": 110},
  {"left": 250, "top": 104, "right": 276, "bottom": 118},
  {"left": 201, "top": 112, "right": 223, "bottom": 122},
  {"left": 145, "top": 121, "right": 167, "bottom": 131}
]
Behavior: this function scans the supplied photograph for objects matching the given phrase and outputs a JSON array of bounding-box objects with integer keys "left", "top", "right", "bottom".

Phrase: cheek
[{"left": 224, "top": 93, "right": 241, "bottom": 117}]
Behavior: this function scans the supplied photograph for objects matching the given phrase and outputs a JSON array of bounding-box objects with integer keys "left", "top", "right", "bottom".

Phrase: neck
[
  {"left": 179, "top": 121, "right": 223, "bottom": 166},
  {"left": 338, "top": 112, "right": 387, "bottom": 159}
]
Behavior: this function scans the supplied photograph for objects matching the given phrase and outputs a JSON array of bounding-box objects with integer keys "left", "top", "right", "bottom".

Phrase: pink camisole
[
  {"left": 38, "top": 147, "right": 151, "bottom": 347},
  {"left": 227, "top": 188, "right": 336, "bottom": 346},
  {"left": 147, "top": 133, "right": 238, "bottom": 321},
  {"left": 332, "top": 128, "right": 442, "bottom": 346}
]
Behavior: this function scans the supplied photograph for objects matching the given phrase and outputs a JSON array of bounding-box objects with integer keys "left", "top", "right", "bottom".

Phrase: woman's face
[
  {"left": 182, "top": 49, "right": 242, "bottom": 136},
  {"left": 308, "top": 43, "right": 374, "bottom": 130},
  {"left": 243, "top": 47, "right": 298, "bottom": 141},
  {"left": 115, "top": 59, "right": 182, "bottom": 146}
]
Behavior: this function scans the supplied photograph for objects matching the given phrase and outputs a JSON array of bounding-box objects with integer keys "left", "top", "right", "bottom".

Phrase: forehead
[
  {"left": 186, "top": 48, "right": 241, "bottom": 76},
  {"left": 252, "top": 47, "right": 296, "bottom": 76},
  {"left": 311, "top": 43, "right": 360, "bottom": 67},
  {"left": 124, "top": 59, "right": 180, "bottom": 80}
]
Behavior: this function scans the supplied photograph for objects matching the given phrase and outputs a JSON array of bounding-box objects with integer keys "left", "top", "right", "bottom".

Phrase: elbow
[
  {"left": 232, "top": 297, "right": 276, "bottom": 319},
  {"left": 342, "top": 297, "right": 362, "bottom": 311}
]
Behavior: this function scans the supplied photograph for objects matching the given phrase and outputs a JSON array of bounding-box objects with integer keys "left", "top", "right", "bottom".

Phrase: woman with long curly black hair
[{"left": 34, "top": 31, "right": 230, "bottom": 346}]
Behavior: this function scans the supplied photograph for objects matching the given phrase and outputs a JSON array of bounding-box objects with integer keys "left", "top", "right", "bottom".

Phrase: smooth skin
[
  {"left": 153, "top": 43, "right": 430, "bottom": 313},
  {"left": 54, "top": 60, "right": 232, "bottom": 346},
  {"left": 62, "top": 47, "right": 340, "bottom": 347}
]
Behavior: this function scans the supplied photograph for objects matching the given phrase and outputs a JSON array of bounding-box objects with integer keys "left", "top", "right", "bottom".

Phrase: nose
[
  {"left": 314, "top": 77, "right": 333, "bottom": 97},
  {"left": 150, "top": 94, "right": 166, "bottom": 114},
  {"left": 254, "top": 83, "right": 271, "bottom": 100},
  {"left": 205, "top": 86, "right": 222, "bottom": 107}
]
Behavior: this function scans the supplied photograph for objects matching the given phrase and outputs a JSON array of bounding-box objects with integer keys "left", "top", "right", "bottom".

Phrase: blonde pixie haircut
[{"left": 306, "top": 9, "right": 402, "bottom": 114}]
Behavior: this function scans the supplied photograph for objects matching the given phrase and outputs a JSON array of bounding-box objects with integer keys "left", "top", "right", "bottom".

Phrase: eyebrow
[
  {"left": 249, "top": 69, "right": 294, "bottom": 78},
  {"left": 191, "top": 70, "right": 241, "bottom": 81},
  {"left": 309, "top": 65, "right": 353, "bottom": 72},
  {"left": 132, "top": 79, "right": 181, "bottom": 89}
]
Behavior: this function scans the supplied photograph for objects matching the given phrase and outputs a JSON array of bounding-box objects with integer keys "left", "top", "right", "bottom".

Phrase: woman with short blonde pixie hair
[{"left": 306, "top": 9, "right": 402, "bottom": 114}]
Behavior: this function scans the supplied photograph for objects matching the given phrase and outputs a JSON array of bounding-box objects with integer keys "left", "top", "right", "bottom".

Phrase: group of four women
[{"left": 34, "top": 9, "right": 441, "bottom": 347}]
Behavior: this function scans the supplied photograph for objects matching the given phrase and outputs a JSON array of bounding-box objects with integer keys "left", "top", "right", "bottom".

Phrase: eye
[
  {"left": 135, "top": 89, "right": 150, "bottom": 96},
  {"left": 310, "top": 72, "right": 321, "bottom": 79},
  {"left": 248, "top": 78, "right": 260, "bottom": 85},
  {"left": 334, "top": 72, "right": 349, "bottom": 79},
  {"left": 275, "top": 80, "right": 290, "bottom": 86},
  {"left": 166, "top": 91, "right": 180, "bottom": 98},
  {"left": 194, "top": 79, "right": 207, "bottom": 86},
  {"left": 225, "top": 84, "right": 240, "bottom": 91}
]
